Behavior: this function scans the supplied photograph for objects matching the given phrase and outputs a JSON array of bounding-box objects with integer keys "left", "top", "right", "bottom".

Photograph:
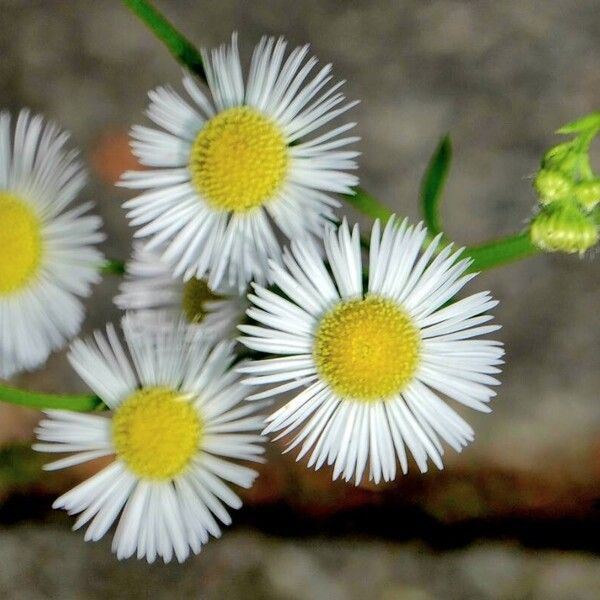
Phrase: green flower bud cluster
[
  {"left": 530, "top": 202, "right": 598, "bottom": 254},
  {"left": 534, "top": 169, "right": 600, "bottom": 211},
  {"left": 530, "top": 113, "right": 600, "bottom": 255}
]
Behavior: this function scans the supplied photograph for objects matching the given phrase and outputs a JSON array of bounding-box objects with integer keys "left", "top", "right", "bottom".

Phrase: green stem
[
  {"left": 101, "top": 259, "right": 126, "bottom": 275},
  {"left": 0, "top": 385, "right": 103, "bottom": 412},
  {"left": 344, "top": 188, "right": 538, "bottom": 270},
  {"left": 344, "top": 187, "right": 393, "bottom": 222},
  {"left": 122, "top": 0, "right": 206, "bottom": 80},
  {"left": 465, "top": 231, "right": 539, "bottom": 272}
]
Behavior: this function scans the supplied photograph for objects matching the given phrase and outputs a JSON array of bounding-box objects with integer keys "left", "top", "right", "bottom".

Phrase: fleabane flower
[
  {"left": 114, "top": 243, "right": 247, "bottom": 341},
  {"left": 120, "top": 33, "right": 359, "bottom": 292},
  {"left": 0, "top": 110, "right": 104, "bottom": 379},
  {"left": 239, "top": 218, "right": 504, "bottom": 485},
  {"left": 35, "top": 319, "right": 266, "bottom": 563}
]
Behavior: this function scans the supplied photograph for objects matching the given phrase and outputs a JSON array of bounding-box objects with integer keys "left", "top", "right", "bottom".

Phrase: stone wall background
[{"left": 1, "top": 0, "right": 600, "bottom": 598}]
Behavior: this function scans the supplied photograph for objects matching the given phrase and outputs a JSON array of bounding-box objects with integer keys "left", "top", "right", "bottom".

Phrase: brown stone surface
[{"left": 0, "top": 527, "right": 599, "bottom": 600}]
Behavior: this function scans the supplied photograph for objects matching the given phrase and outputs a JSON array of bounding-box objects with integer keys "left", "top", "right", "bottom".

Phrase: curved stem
[
  {"left": 344, "top": 188, "right": 539, "bottom": 270},
  {"left": 122, "top": 0, "right": 206, "bottom": 81},
  {"left": 464, "top": 231, "right": 539, "bottom": 272},
  {"left": 344, "top": 187, "right": 394, "bottom": 222},
  {"left": 0, "top": 385, "right": 103, "bottom": 412}
]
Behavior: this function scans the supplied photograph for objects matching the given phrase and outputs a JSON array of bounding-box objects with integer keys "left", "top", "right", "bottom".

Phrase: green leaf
[
  {"left": 556, "top": 112, "right": 600, "bottom": 135},
  {"left": 420, "top": 135, "right": 452, "bottom": 236}
]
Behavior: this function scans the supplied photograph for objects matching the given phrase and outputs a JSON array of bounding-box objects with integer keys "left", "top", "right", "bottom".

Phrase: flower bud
[
  {"left": 542, "top": 142, "right": 573, "bottom": 169},
  {"left": 530, "top": 203, "right": 598, "bottom": 255},
  {"left": 533, "top": 169, "right": 573, "bottom": 205},
  {"left": 574, "top": 180, "right": 600, "bottom": 211}
]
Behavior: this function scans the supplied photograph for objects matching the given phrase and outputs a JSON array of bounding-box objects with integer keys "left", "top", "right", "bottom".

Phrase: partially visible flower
[
  {"left": 120, "top": 33, "right": 359, "bottom": 292},
  {"left": 530, "top": 202, "right": 598, "bottom": 255},
  {"left": 35, "top": 318, "right": 266, "bottom": 563},
  {"left": 0, "top": 110, "right": 104, "bottom": 378},
  {"left": 239, "top": 218, "right": 503, "bottom": 485},
  {"left": 115, "top": 243, "right": 247, "bottom": 341}
]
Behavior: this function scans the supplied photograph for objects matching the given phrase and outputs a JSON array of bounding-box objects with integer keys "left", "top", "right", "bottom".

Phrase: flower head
[
  {"left": 115, "top": 243, "right": 247, "bottom": 341},
  {"left": 120, "top": 33, "right": 359, "bottom": 292},
  {"left": 239, "top": 218, "right": 503, "bottom": 484},
  {"left": 35, "top": 318, "right": 266, "bottom": 563},
  {"left": 0, "top": 110, "right": 104, "bottom": 378}
]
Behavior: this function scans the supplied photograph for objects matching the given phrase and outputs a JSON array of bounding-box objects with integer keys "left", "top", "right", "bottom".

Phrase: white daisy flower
[
  {"left": 120, "top": 33, "right": 359, "bottom": 292},
  {"left": 0, "top": 109, "right": 104, "bottom": 379},
  {"left": 114, "top": 243, "right": 247, "bottom": 341},
  {"left": 239, "top": 217, "right": 504, "bottom": 485},
  {"left": 34, "top": 318, "right": 266, "bottom": 563}
]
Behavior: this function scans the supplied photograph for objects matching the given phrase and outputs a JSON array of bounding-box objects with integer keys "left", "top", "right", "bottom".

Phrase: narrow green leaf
[
  {"left": 0, "top": 384, "right": 103, "bottom": 412},
  {"left": 420, "top": 135, "right": 452, "bottom": 237},
  {"left": 556, "top": 112, "right": 600, "bottom": 135},
  {"left": 122, "top": 0, "right": 206, "bottom": 80}
]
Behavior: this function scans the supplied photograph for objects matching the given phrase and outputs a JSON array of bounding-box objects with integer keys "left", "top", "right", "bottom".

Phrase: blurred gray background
[{"left": 1, "top": 0, "right": 600, "bottom": 598}]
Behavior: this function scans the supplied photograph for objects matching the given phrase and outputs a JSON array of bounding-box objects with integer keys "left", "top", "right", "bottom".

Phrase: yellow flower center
[
  {"left": 189, "top": 106, "right": 288, "bottom": 213},
  {"left": 181, "top": 277, "right": 222, "bottom": 323},
  {"left": 314, "top": 296, "right": 421, "bottom": 402},
  {"left": 112, "top": 387, "right": 202, "bottom": 480},
  {"left": 0, "top": 192, "right": 42, "bottom": 295}
]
